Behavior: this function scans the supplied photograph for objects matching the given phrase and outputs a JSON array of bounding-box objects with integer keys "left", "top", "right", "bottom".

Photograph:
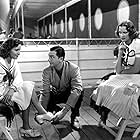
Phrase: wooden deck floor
[{"left": 0, "top": 88, "right": 140, "bottom": 140}]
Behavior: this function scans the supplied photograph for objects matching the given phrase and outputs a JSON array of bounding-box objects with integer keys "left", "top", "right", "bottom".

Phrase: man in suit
[{"left": 40, "top": 46, "right": 83, "bottom": 130}]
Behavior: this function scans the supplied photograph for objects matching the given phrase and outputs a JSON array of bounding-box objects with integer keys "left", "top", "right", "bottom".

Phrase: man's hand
[
  {"left": 52, "top": 105, "right": 71, "bottom": 122},
  {"left": 52, "top": 109, "right": 66, "bottom": 122}
]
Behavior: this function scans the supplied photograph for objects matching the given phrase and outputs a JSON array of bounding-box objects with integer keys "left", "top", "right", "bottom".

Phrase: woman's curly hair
[
  {"left": 115, "top": 20, "right": 139, "bottom": 39},
  {"left": 0, "top": 38, "right": 23, "bottom": 59}
]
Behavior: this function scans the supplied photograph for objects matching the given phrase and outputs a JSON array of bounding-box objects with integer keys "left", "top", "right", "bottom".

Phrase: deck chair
[
  {"left": 0, "top": 115, "right": 14, "bottom": 140},
  {"left": 90, "top": 84, "right": 140, "bottom": 140},
  {"left": 97, "top": 112, "right": 140, "bottom": 140},
  {"left": 0, "top": 101, "right": 20, "bottom": 140}
]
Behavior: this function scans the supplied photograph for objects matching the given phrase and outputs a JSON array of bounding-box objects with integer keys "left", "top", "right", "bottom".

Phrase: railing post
[{"left": 76, "top": 38, "right": 80, "bottom": 67}]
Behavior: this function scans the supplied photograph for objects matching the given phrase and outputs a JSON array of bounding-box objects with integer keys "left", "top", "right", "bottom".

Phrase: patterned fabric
[
  {"left": 96, "top": 39, "right": 140, "bottom": 119},
  {"left": 96, "top": 74, "right": 140, "bottom": 119},
  {"left": 0, "top": 57, "right": 34, "bottom": 110},
  {"left": 120, "top": 42, "right": 136, "bottom": 67},
  {"left": 0, "top": 102, "right": 17, "bottom": 127},
  {"left": 2, "top": 70, "right": 14, "bottom": 86}
]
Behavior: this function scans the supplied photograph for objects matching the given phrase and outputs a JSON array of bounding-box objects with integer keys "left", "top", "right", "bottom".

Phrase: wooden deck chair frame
[
  {"left": 91, "top": 91, "right": 140, "bottom": 140},
  {"left": 0, "top": 115, "right": 14, "bottom": 140},
  {"left": 98, "top": 115, "right": 140, "bottom": 140}
]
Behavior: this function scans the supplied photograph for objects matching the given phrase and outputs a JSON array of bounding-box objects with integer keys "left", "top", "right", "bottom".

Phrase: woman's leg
[
  {"left": 22, "top": 105, "right": 31, "bottom": 129},
  {"left": 21, "top": 89, "right": 53, "bottom": 130},
  {"left": 21, "top": 89, "right": 47, "bottom": 129},
  {"left": 100, "top": 106, "right": 110, "bottom": 125},
  {"left": 31, "top": 89, "right": 48, "bottom": 114},
  {"left": 20, "top": 104, "right": 41, "bottom": 138}
]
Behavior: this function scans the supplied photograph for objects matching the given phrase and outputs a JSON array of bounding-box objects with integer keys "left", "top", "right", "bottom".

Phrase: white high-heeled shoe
[{"left": 19, "top": 127, "right": 41, "bottom": 138}]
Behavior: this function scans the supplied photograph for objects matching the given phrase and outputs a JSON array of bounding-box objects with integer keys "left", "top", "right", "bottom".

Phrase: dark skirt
[{"left": 0, "top": 101, "right": 20, "bottom": 127}]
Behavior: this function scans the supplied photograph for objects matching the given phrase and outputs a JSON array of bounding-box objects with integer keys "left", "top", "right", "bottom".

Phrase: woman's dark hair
[
  {"left": 0, "top": 38, "right": 23, "bottom": 58},
  {"left": 50, "top": 46, "right": 65, "bottom": 60},
  {"left": 115, "top": 20, "right": 139, "bottom": 39}
]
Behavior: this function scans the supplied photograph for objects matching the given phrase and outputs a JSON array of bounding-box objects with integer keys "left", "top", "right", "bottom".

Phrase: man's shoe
[
  {"left": 51, "top": 120, "right": 60, "bottom": 125},
  {"left": 71, "top": 117, "right": 81, "bottom": 130}
]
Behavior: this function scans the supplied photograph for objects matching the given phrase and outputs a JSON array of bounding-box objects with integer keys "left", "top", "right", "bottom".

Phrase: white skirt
[
  {"left": 96, "top": 74, "right": 140, "bottom": 119},
  {"left": 11, "top": 81, "right": 34, "bottom": 110}
]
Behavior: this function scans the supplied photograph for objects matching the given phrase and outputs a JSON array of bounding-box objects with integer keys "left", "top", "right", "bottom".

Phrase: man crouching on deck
[{"left": 39, "top": 46, "right": 83, "bottom": 130}]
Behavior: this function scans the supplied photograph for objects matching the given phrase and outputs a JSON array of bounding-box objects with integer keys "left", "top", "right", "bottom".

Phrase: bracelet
[{"left": 10, "top": 86, "right": 17, "bottom": 92}]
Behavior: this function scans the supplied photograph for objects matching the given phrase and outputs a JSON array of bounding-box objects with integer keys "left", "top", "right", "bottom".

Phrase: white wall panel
[
  {"left": 79, "top": 59, "right": 115, "bottom": 70},
  {"left": 19, "top": 44, "right": 115, "bottom": 86}
]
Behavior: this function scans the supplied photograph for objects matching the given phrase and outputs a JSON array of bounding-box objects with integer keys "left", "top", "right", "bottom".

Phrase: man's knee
[
  {"left": 72, "top": 90, "right": 84, "bottom": 109},
  {"left": 78, "top": 90, "right": 84, "bottom": 102}
]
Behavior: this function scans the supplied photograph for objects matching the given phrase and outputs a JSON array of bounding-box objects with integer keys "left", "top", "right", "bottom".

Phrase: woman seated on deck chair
[
  {"left": 90, "top": 20, "right": 140, "bottom": 125},
  {"left": 0, "top": 38, "right": 54, "bottom": 138}
]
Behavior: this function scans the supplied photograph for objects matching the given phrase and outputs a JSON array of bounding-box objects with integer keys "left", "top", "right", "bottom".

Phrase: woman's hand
[
  {"left": 4, "top": 88, "right": 15, "bottom": 101},
  {"left": 52, "top": 109, "right": 66, "bottom": 122},
  {"left": 115, "top": 44, "right": 127, "bottom": 73},
  {"left": 123, "top": 83, "right": 139, "bottom": 96},
  {"left": 119, "top": 45, "right": 126, "bottom": 55}
]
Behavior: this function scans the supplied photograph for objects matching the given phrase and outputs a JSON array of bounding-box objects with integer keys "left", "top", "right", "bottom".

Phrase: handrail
[
  {"left": 20, "top": 38, "right": 120, "bottom": 41},
  {"left": 14, "top": 38, "right": 120, "bottom": 47}
]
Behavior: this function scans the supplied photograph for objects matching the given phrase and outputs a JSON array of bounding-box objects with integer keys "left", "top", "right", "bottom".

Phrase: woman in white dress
[
  {"left": 95, "top": 20, "right": 140, "bottom": 124},
  {"left": 0, "top": 38, "right": 54, "bottom": 137}
]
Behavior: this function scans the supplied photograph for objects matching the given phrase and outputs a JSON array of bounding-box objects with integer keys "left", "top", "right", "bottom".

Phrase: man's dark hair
[
  {"left": 0, "top": 38, "right": 23, "bottom": 58},
  {"left": 50, "top": 46, "right": 65, "bottom": 60}
]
